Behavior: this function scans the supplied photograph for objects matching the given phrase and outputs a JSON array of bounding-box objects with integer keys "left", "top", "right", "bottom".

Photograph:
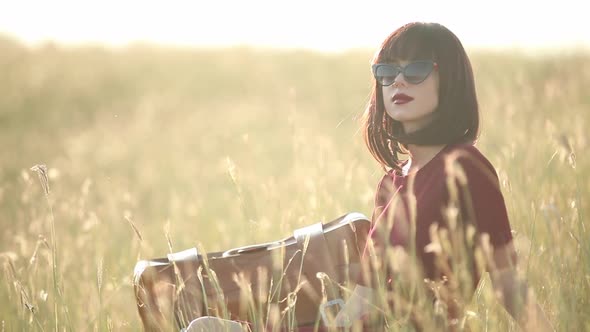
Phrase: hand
[
  {"left": 326, "top": 285, "right": 374, "bottom": 327},
  {"left": 333, "top": 310, "right": 353, "bottom": 327}
]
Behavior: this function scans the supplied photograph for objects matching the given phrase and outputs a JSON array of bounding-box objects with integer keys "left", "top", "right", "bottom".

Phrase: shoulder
[
  {"left": 443, "top": 143, "right": 499, "bottom": 184},
  {"left": 445, "top": 143, "right": 492, "bottom": 164},
  {"left": 375, "top": 169, "right": 395, "bottom": 193},
  {"left": 373, "top": 169, "right": 397, "bottom": 206}
]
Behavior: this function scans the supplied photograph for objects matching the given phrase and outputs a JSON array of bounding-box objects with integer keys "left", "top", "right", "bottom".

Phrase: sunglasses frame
[{"left": 372, "top": 60, "right": 438, "bottom": 86}]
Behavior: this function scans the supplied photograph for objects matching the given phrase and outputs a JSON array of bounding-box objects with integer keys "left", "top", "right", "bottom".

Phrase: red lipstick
[{"left": 392, "top": 93, "right": 414, "bottom": 105}]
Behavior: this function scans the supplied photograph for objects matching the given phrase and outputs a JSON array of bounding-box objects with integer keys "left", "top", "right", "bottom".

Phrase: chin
[{"left": 386, "top": 111, "right": 414, "bottom": 122}]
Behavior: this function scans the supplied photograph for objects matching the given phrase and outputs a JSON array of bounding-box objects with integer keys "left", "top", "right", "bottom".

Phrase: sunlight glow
[{"left": 1, "top": 0, "right": 588, "bottom": 52}]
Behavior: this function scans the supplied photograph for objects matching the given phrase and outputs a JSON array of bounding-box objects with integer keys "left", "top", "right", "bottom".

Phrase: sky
[{"left": 1, "top": 0, "right": 588, "bottom": 52}]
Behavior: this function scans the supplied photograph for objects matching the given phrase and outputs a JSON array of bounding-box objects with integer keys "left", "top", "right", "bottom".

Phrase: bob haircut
[{"left": 362, "top": 22, "right": 479, "bottom": 171}]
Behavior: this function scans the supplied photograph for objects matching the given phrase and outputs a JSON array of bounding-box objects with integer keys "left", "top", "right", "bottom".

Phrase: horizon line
[{"left": 2, "top": 32, "right": 589, "bottom": 55}]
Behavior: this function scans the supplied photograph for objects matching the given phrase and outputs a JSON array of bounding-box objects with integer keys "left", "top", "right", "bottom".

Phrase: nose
[{"left": 392, "top": 73, "right": 407, "bottom": 88}]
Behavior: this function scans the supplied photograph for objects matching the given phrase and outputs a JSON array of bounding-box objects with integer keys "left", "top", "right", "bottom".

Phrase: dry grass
[{"left": 0, "top": 35, "right": 588, "bottom": 331}]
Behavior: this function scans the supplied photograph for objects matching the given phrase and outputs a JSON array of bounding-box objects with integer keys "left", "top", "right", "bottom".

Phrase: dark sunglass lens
[
  {"left": 374, "top": 65, "right": 399, "bottom": 86},
  {"left": 404, "top": 61, "right": 433, "bottom": 84}
]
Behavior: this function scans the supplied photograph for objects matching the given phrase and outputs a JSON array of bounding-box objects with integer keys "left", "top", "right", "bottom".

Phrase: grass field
[{"left": 0, "top": 34, "right": 588, "bottom": 331}]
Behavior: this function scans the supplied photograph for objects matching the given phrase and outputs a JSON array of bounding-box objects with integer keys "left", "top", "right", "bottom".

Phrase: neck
[{"left": 405, "top": 144, "right": 447, "bottom": 171}]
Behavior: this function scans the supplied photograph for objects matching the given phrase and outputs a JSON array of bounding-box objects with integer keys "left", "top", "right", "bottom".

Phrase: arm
[
  {"left": 449, "top": 147, "right": 554, "bottom": 330},
  {"left": 489, "top": 242, "right": 555, "bottom": 332}
]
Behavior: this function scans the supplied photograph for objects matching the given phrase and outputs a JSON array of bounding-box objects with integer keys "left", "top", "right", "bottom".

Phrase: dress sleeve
[{"left": 452, "top": 146, "right": 513, "bottom": 248}]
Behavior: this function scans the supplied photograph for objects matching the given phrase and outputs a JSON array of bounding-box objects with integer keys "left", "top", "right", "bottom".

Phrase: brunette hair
[{"left": 362, "top": 22, "right": 479, "bottom": 171}]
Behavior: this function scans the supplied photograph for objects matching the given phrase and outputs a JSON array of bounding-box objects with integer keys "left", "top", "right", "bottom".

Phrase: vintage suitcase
[{"left": 133, "top": 212, "right": 371, "bottom": 331}]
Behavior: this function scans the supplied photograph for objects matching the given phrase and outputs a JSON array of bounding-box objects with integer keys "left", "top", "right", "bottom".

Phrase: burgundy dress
[{"left": 362, "top": 143, "right": 513, "bottom": 285}]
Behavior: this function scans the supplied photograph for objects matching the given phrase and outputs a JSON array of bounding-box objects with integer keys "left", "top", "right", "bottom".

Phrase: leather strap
[
  {"left": 293, "top": 222, "right": 336, "bottom": 278},
  {"left": 293, "top": 222, "right": 324, "bottom": 242},
  {"left": 167, "top": 247, "right": 199, "bottom": 262}
]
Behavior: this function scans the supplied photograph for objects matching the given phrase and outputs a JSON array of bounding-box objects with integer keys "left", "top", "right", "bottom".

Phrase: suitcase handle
[
  {"left": 222, "top": 241, "right": 283, "bottom": 257},
  {"left": 220, "top": 213, "right": 369, "bottom": 258}
]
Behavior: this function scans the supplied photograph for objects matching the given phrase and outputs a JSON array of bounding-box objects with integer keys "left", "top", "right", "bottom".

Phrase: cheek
[
  {"left": 381, "top": 86, "right": 393, "bottom": 108},
  {"left": 381, "top": 86, "right": 391, "bottom": 99}
]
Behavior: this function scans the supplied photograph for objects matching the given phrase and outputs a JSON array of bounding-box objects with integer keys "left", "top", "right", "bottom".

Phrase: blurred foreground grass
[{"left": 0, "top": 35, "right": 588, "bottom": 330}]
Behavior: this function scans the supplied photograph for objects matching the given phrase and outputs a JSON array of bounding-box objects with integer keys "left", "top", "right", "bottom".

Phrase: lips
[{"left": 392, "top": 93, "right": 414, "bottom": 105}]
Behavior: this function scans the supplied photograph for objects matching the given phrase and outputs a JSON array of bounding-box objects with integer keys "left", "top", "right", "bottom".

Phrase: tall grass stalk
[{"left": 30, "top": 165, "right": 62, "bottom": 331}]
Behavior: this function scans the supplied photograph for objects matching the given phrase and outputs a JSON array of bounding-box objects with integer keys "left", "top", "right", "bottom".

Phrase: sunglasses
[{"left": 372, "top": 61, "right": 437, "bottom": 86}]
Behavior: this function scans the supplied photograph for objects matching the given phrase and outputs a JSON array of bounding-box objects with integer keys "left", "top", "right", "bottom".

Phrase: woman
[{"left": 334, "top": 22, "right": 554, "bottom": 331}]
